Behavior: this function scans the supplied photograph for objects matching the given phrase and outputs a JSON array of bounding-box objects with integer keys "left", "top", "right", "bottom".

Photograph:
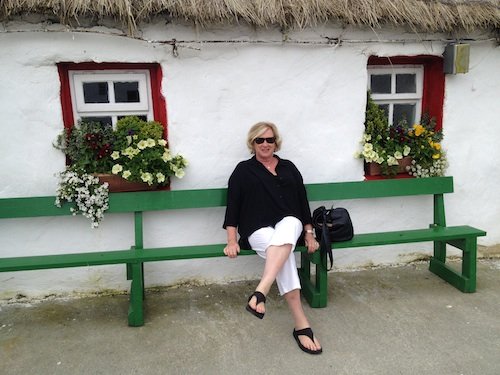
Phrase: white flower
[
  {"left": 387, "top": 156, "right": 399, "bottom": 166},
  {"left": 158, "top": 139, "right": 167, "bottom": 146},
  {"left": 122, "top": 170, "right": 131, "bottom": 179},
  {"left": 112, "top": 164, "right": 123, "bottom": 174},
  {"left": 123, "top": 147, "right": 136, "bottom": 159},
  {"left": 111, "top": 151, "right": 120, "bottom": 160},
  {"left": 137, "top": 140, "right": 148, "bottom": 150},
  {"left": 162, "top": 149, "right": 172, "bottom": 162},
  {"left": 54, "top": 168, "right": 109, "bottom": 228},
  {"left": 175, "top": 169, "right": 185, "bottom": 179},
  {"left": 403, "top": 145, "right": 411, "bottom": 156},
  {"left": 156, "top": 173, "right": 166, "bottom": 183},
  {"left": 394, "top": 151, "right": 403, "bottom": 160},
  {"left": 146, "top": 138, "right": 156, "bottom": 147},
  {"left": 141, "top": 172, "right": 153, "bottom": 184}
]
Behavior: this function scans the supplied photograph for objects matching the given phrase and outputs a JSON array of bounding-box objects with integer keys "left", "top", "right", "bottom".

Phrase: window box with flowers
[
  {"left": 356, "top": 93, "right": 447, "bottom": 178},
  {"left": 54, "top": 116, "right": 188, "bottom": 227}
]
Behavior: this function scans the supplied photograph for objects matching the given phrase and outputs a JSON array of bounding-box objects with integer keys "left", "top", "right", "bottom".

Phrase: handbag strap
[{"left": 319, "top": 210, "right": 333, "bottom": 270}]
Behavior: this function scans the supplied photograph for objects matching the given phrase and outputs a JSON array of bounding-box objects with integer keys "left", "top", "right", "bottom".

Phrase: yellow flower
[
  {"left": 413, "top": 124, "right": 425, "bottom": 137},
  {"left": 432, "top": 153, "right": 441, "bottom": 159},
  {"left": 433, "top": 143, "right": 441, "bottom": 150}
]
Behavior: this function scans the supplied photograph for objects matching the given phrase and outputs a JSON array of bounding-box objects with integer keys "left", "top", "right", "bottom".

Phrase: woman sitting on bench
[{"left": 223, "top": 121, "right": 322, "bottom": 355}]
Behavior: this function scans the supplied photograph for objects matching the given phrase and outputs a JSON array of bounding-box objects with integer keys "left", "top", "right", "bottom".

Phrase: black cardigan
[{"left": 223, "top": 155, "right": 312, "bottom": 243}]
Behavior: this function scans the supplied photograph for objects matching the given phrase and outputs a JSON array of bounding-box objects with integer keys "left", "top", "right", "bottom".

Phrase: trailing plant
[{"left": 55, "top": 167, "right": 109, "bottom": 228}]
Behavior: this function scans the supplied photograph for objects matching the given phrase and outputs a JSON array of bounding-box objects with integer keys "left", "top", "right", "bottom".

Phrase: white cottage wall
[{"left": 0, "top": 22, "right": 498, "bottom": 299}]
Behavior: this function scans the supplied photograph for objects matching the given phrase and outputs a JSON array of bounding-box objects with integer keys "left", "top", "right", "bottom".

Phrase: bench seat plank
[
  {"left": 331, "top": 225, "right": 486, "bottom": 249},
  {"left": 0, "top": 250, "right": 137, "bottom": 272}
]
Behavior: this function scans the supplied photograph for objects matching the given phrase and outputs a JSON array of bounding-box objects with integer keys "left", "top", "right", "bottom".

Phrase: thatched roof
[{"left": 1, "top": 0, "right": 499, "bottom": 34}]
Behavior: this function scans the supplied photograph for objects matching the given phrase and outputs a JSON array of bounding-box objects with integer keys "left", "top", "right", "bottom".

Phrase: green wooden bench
[{"left": 0, "top": 176, "right": 486, "bottom": 327}]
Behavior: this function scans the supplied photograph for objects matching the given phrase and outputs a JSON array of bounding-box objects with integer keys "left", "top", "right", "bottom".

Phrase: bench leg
[
  {"left": 128, "top": 262, "right": 145, "bottom": 327},
  {"left": 429, "top": 237, "right": 477, "bottom": 293},
  {"left": 298, "top": 251, "right": 328, "bottom": 308}
]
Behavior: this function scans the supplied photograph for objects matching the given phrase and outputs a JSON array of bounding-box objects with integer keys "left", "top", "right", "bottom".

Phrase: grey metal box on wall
[{"left": 443, "top": 43, "right": 470, "bottom": 74}]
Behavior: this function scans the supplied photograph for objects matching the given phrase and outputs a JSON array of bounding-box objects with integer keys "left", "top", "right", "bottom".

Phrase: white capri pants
[{"left": 248, "top": 216, "right": 303, "bottom": 296}]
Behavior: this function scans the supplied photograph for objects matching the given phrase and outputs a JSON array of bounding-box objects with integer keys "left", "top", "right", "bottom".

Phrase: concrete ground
[{"left": 1, "top": 259, "right": 499, "bottom": 375}]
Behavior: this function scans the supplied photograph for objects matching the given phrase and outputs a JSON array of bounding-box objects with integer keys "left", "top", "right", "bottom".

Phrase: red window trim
[
  {"left": 367, "top": 55, "right": 444, "bottom": 130},
  {"left": 57, "top": 62, "right": 168, "bottom": 137}
]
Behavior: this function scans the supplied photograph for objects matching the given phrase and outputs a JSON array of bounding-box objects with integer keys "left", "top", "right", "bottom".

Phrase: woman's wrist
[{"left": 304, "top": 229, "right": 315, "bottom": 238}]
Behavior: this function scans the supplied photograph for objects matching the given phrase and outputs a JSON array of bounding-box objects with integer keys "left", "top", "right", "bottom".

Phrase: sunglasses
[{"left": 254, "top": 137, "right": 276, "bottom": 144}]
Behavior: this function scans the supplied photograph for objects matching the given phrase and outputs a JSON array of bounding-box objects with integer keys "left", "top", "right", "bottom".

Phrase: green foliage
[
  {"left": 406, "top": 115, "right": 447, "bottom": 177},
  {"left": 114, "top": 117, "right": 164, "bottom": 150},
  {"left": 53, "top": 121, "right": 114, "bottom": 173},
  {"left": 364, "top": 92, "right": 388, "bottom": 139},
  {"left": 110, "top": 138, "right": 188, "bottom": 186},
  {"left": 54, "top": 116, "right": 188, "bottom": 186},
  {"left": 357, "top": 92, "right": 447, "bottom": 178},
  {"left": 114, "top": 116, "right": 146, "bottom": 150},
  {"left": 139, "top": 120, "right": 164, "bottom": 140}
]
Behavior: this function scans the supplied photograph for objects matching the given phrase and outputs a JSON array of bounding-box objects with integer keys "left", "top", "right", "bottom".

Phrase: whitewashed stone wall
[{"left": 0, "top": 21, "right": 498, "bottom": 298}]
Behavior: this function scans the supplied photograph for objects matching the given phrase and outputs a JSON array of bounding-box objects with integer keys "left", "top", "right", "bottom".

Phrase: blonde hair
[{"left": 246, "top": 121, "right": 282, "bottom": 154}]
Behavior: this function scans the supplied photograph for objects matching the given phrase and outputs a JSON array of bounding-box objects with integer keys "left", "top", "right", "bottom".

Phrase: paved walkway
[{"left": 1, "top": 259, "right": 499, "bottom": 375}]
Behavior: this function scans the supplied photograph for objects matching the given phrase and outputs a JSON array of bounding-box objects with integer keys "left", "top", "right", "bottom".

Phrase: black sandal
[
  {"left": 245, "top": 291, "right": 266, "bottom": 319},
  {"left": 293, "top": 327, "right": 323, "bottom": 355}
]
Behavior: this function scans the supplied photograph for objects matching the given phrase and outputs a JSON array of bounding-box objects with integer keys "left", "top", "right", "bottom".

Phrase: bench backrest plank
[{"left": 0, "top": 176, "right": 453, "bottom": 219}]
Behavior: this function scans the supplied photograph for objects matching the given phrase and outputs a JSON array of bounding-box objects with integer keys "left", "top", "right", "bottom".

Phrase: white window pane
[
  {"left": 371, "top": 74, "right": 391, "bottom": 94},
  {"left": 393, "top": 104, "right": 415, "bottom": 125},
  {"left": 83, "top": 82, "right": 109, "bottom": 103},
  {"left": 114, "top": 82, "right": 140, "bottom": 103},
  {"left": 396, "top": 74, "right": 416, "bottom": 93}
]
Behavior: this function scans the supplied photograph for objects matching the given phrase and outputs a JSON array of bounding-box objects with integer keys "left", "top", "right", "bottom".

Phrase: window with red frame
[
  {"left": 367, "top": 56, "right": 444, "bottom": 130},
  {"left": 57, "top": 62, "right": 167, "bottom": 134}
]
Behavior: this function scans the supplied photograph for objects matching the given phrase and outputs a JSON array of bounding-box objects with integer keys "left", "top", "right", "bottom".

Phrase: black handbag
[{"left": 312, "top": 206, "right": 354, "bottom": 269}]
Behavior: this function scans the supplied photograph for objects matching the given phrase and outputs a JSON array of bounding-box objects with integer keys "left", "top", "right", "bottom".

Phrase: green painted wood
[
  {"left": 0, "top": 177, "right": 454, "bottom": 219},
  {"left": 0, "top": 250, "right": 136, "bottom": 272},
  {"left": 305, "top": 176, "right": 453, "bottom": 201},
  {"left": 0, "top": 175, "right": 487, "bottom": 326},
  {"left": 330, "top": 226, "right": 486, "bottom": 249},
  {"left": 128, "top": 262, "right": 144, "bottom": 327},
  {"left": 2, "top": 226, "right": 484, "bottom": 272},
  {"left": 429, "top": 258, "right": 470, "bottom": 292}
]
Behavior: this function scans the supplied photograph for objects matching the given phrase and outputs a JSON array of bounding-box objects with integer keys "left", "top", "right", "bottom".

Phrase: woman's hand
[
  {"left": 224, "top": 240, "right": 240, "bottom": 258},
  {"left": 305, "top": 231, "right": 320, "bottom": 254},
  {"left": 224, "top": 226, "right": 240, "bottom": 258}
]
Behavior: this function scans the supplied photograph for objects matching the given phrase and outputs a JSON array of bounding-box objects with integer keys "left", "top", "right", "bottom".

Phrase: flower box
[
  {"left": 95, "top": 173, "right": 159, "bottom": 193},
  {"left": 365, "top": 157, "right": 412, "bottom": 176}
]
